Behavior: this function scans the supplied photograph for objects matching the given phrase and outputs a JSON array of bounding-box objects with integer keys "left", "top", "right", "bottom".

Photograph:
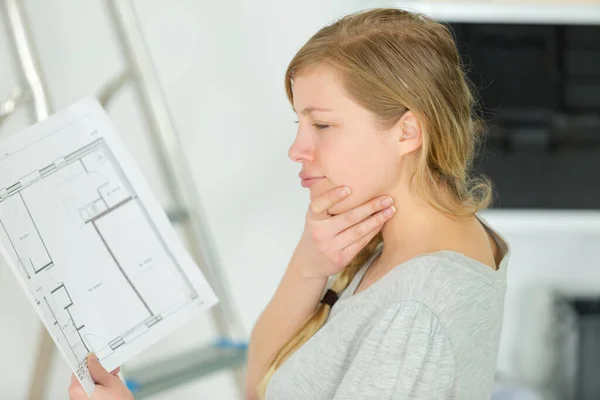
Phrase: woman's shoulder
[
  {"left": 331, "top": 218, "right": 511, "bottom": 327},
  {"left": 383, "top": 245, "right": 506, "bottom": 292},
  {"left": 395, "top": 215, "right": 510, "bottom": 297},
  {"left": 356, "top": 250, "right": 507, "bottom": 325}
]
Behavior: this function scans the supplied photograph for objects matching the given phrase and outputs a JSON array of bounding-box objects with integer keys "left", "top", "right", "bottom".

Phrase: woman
[{"left": 69, "top": 7, "right": 510, "bottom": 400}]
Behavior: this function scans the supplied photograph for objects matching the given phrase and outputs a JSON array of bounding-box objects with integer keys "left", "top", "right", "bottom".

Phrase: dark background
[{"left": 449, "top": 22, "right": 600, "bottom": 209}]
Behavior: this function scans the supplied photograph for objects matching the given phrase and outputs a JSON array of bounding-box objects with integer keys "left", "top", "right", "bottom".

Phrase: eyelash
[{"left": 293, "top": 121, "right": 330, "bottom": 130}]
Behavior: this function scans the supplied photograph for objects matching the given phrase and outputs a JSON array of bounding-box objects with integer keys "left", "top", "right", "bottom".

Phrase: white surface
[
  {"left": 483, "top": 209, "right": 600, "bottom": 236},
  {"left": 482, "top": 209, "right": 600, "bottom": 395},
  {"left": 1, "top": 0, "right": 599, "bottom": 399},
  {"left": 375, "top": 1, "right": 600, "bottom": 24},
  {"left": 0, "top": 1, "right": 364, "bottom": 398},
  {"left": 0, "top": 98, "right": 218, "bottom": 395}
]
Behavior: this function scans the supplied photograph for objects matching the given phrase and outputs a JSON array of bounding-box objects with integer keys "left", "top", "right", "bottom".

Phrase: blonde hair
[{"left": 257, "top": 7, "right": 492, "bottom": 398}]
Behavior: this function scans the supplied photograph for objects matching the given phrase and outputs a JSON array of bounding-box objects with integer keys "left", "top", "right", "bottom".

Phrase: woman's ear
[{"left": 397, "top": 111, "right": 423, "bottom": 155}]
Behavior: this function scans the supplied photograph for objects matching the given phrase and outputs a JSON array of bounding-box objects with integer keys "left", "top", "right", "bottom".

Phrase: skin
[
  {"left": 68, "top": 63, "right": 498, "bottom": 400},
  {"left": 289, "top": 64, "right": 499, "bottom": 288},
  {"left": 245, "top": 64, "right": 499, "bottom": 399},
  {"left": 67, "top": 354, "right": 131, "bottom": 400}
]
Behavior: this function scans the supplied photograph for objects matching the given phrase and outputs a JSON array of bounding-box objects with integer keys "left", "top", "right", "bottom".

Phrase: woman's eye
[{"left": 293, "top": 120, "right": 330, "bottom": 130}]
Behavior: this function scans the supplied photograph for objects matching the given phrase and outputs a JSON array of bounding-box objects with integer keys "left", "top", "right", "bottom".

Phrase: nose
[{"left": 288, "top": 129, "right": 314, "bottom": 163}]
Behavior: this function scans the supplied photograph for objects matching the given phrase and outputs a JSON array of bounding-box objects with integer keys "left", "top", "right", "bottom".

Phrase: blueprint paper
[{"left": 0, "top": 97, "right": 219, "bottom": 395}]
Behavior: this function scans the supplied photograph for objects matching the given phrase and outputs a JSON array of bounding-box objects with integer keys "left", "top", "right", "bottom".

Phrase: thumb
[{"left": 87, "top": 353, "right": 113, "bottom": 386}]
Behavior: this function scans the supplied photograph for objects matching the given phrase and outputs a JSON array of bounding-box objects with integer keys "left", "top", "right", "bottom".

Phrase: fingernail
[
  {"left": 338, "top": 187, "right": 351, "bottom": 197},
  {"left": 381, "top": 196, "right": 393, "bottom": 207},
  {"left": 88, "top": 353, "right": 98, "bottom": 362},
  {"left": 383, "top": 206, "right": 396, "bottom": 217}
]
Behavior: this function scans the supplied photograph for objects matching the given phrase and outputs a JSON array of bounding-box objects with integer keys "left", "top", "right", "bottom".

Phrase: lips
[
  {"left": 299, "top": 172, "right": 325, "bottom": 188},
  {"left": 301, "top": 177, "right": 324, "bottom": 187}
]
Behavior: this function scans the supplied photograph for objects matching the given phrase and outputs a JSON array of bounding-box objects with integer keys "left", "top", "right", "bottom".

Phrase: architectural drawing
[{"left": 0, "top": 98, "right": 218, "bottom": 394}]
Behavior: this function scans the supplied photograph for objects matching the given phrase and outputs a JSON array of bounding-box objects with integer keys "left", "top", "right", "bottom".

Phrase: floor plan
[{"left": 0, "top": 98, "right": 218, "bottom": 394}]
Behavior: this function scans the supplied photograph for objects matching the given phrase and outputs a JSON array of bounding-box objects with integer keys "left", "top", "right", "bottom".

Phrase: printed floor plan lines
[
  {"left": 0, "top": 99, "right": 217, "bottom": 395},
  {"left": 0, "top": 139, "right": 198, "bottom": 372},
  {"left": 0, "top": 193, "right": 54, "bottom": 280}
]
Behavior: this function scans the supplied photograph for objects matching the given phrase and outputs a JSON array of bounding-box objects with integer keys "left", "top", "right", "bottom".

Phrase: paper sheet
[{"left": 0, "top": 97, "right": 219, "bottom": 395}]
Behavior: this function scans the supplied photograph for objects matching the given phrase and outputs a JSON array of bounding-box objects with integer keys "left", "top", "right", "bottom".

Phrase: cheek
[
  {"left": 322, "top": 138, "right": 396, "bottom": 204},
  {"left": 321, "top": 136, "right": 368, "bottom": 182}
]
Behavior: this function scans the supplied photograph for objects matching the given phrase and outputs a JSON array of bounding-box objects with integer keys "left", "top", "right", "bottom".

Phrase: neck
[{"left": 377, "top": 184, "right": 467, "bottom": 269}]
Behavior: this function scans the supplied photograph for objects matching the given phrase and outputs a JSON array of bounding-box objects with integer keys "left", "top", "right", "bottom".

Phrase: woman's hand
[
  {"left": 296, "top": 186, "right": 395, "bottom": 279},
  {"left": 68, "top": 354, "right": 133, "bottom": 400}
]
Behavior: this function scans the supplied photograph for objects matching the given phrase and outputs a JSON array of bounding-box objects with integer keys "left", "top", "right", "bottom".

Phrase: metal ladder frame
[{"left": 1, "top": 1, "right": 248, "bottom": 398}]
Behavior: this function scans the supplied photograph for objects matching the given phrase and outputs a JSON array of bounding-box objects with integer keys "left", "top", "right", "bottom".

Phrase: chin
[
  {"left": 308, "top": 184, "right": 331, "bottom": 202},
  {"left": 308, "top": 190, "right": 320, "bottom": 202}
]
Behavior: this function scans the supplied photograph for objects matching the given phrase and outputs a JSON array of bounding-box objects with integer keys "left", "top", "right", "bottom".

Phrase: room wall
[{"left": 1, "top": 1, "right": 598, "bottom": 399}]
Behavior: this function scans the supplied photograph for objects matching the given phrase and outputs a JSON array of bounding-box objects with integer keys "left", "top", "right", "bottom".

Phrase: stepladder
[{"left": 0, "top": 0, "right": 248, "bottom": 398}]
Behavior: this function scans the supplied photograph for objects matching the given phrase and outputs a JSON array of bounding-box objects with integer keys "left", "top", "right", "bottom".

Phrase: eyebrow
[{"left": 294, "top": 107, "right": 334, "bottom": 115}]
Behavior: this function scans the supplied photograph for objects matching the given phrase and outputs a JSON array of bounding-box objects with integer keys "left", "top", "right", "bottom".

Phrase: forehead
[{"left": 291, "top": 65, "right": 349, "bottom": 111}]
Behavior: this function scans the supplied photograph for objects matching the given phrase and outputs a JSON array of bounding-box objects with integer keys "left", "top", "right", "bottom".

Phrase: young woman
[{"left": 68, "top": 7, "right": 509, "bottom": 400}]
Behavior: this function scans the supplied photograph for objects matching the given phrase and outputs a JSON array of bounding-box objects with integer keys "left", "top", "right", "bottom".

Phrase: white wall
[
  {"left": 0, "top": 0, "right": 364, "bottom": 399},
  {"left": 1, "top": 1, "right": 599, "bottom": 400},
  {"left": 483, "top": 210, "right": 600, "bottom": 398}
]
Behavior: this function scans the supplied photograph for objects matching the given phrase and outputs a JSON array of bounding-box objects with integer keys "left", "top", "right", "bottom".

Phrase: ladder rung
[{"left": 124, "top": 341, "right": 247, "bottom": 398}]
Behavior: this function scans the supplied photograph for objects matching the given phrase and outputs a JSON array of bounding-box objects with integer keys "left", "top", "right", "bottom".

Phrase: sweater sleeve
[{"left": 333, "top": 301, "right": 456, "bottom": 399}]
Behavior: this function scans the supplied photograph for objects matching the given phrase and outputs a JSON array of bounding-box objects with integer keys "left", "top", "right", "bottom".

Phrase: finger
[
  {"left": 330, "top": 195, "right": 394, "bottom": 234},
  {"left": 68, "top": 374, "right": 87, "bottom": 399},
  {"left": 86, "top": 353, "right": 113, "bottom": 386},
  {"left": 334, "top": 205, "right": 394, "bottom": 251},
  {"left": 338, "top": 223, "right": 384, "bottom": 266},
  {"left": 94, "top": 386, "right": 115, "bottom": 397},
  {"left": 309, "top": 186, "right": 351, "bottom": 217},
  {"left": 110, "top": 367, "right": 121, "bottom": 376}
]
